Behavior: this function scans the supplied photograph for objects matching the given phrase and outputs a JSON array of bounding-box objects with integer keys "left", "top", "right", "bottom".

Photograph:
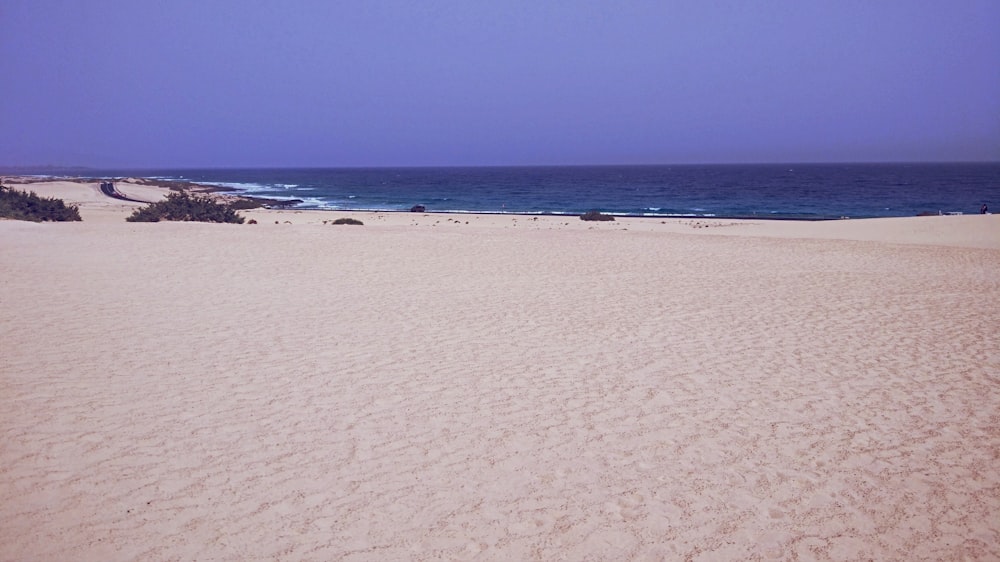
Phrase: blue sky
[{"left": 2, "top": 1, "right": 998, "bottom": 168}]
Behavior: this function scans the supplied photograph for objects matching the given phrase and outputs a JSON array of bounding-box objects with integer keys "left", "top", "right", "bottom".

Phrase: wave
[
  {"left": 44, "top": 163, "right": 995, "bottom": 220},
  {"left": 200, "top": 181, "right": 271, "bottom": 191}
]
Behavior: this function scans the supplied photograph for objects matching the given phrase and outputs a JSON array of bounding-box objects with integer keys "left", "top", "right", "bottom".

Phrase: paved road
[{"left": 99, "top": 182, "right": 148, "bottom": 204}]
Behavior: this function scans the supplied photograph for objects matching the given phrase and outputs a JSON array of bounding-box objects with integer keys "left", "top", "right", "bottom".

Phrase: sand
[{"left": 2, "top": 180, "right": 999, "bottom": 560}]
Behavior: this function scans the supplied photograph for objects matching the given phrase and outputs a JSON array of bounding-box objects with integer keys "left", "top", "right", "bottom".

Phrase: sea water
[{"left": 88, "top": 163, "right": 999, "bottom": 219}]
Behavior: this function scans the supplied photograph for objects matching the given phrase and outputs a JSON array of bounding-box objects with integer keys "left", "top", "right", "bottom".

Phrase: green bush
[
  {"left": 126, "top": 191, "right": 245, "bottom": 223},
  {"left": 331, "top": 217, "right": 364, "bottom": 225},
  {"left": 0, "top": 184, "right": 82, "bottom": 222},
  {"left": 580, "top": 210, "right": 615, "bottom": 221}
]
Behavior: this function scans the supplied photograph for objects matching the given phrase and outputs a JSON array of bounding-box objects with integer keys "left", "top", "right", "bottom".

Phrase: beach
[{"left": 2, "top": 179, "right": 999, "bottom": 560}]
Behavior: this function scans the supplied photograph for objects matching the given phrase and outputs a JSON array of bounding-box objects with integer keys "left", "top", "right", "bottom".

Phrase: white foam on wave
[
  {"left": 639, "top": 212, "right": 717, "bottom": 218},
  {"left": 285, "top": 197, "right": 332, "bottom": 208},
  {"left": 198, "top": 181, "right": 270, "bottom": 191},
  {"left": 429, "top": 209, "right": 578, "bottom": 216}
]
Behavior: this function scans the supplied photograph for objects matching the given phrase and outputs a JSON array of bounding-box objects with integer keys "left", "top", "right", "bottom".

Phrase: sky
[{"left": 2, "top": 1, "right": 998, "bottom": 168}]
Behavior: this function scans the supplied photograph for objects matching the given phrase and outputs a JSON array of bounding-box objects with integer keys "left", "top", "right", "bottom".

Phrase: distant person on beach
[{"left": 982, "top": 204, "right": 989, "bottom": 214}]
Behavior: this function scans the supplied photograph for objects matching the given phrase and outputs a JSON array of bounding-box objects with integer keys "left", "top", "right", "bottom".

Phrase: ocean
[{"left": 84, "top": 162, "right": 1000, "bottom": 219}]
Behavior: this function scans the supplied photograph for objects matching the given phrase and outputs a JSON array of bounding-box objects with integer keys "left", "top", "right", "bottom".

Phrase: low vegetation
[
  {"left": 0, "top": 183, "right": 82, "bottom": 222},
  {"left": 580, "top": 210, "right": 615, "bottom": 221},
  {"left": 126, "top": 191, "right": 245, "bottom": 223},
  {"left": 331, "top": 217, "right": 364, "bottom": 225}
]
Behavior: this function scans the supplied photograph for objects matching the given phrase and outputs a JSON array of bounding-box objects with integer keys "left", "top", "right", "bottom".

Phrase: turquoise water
[{"left": 75, "top": 162, "right": 1000, "bottom": 219}]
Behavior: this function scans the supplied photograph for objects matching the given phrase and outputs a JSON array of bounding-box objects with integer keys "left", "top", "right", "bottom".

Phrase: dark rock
[
  {"left": 264, "top": 199, "right": 303, "bottom": 209},
  {"left": 580, "top": 210, "right": 615, "bottom": 221}
]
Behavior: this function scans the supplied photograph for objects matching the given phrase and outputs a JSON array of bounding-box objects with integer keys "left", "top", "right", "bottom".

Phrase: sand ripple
[{"left": 2, "top": 223, "right": 999, "bottom": 560}]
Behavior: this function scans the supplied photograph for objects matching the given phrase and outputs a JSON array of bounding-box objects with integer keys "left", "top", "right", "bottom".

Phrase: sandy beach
[{"left": 2, "top": 179, "right": 999, "bottom": 560}]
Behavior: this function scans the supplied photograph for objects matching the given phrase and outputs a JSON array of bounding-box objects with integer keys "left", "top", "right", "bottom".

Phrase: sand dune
[{"left": 1, "top": 180, "right": 999, "bottom": 560}]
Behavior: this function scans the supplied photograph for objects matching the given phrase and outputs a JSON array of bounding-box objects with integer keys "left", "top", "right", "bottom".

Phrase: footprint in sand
[
  {"left": 755, "top": 532, "right": 791, "bottom": 559},
  {"left": 606, "top": 492, "right": 646, "bottom": 521}
]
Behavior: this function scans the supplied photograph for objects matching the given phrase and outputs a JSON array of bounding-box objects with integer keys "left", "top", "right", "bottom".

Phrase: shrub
[
  {"left": 580, "top": 210, "right": 615, "bottom": 221},
  {"left": 331, "top": 217, "right": 364, "bottom": 225},
  {"left": 0, "top": 184, "right": 82, "bottom": 222},
  {"left": 126, "top": 191, "right": 245, "bottom": 223}
]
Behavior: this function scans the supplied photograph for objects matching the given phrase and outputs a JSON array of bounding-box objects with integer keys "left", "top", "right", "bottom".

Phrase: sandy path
[{"left": 2, "top": 218, "right": 998, "bottom": 560}]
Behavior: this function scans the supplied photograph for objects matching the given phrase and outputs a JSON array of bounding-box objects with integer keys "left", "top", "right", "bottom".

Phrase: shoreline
[
  {"left": 2, "top": 184, "right": 998, "bottom": 560},
  {"left": 3, "top": 173, "right": 984, "bottom": 221},
  {"left": 2, "top": 175, "right": 997, "bottom": 250}
]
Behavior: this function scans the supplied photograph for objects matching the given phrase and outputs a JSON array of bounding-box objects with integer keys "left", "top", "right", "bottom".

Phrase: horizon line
[{"left": 3, "top": 159, "right": 999, "bottom": 173}]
